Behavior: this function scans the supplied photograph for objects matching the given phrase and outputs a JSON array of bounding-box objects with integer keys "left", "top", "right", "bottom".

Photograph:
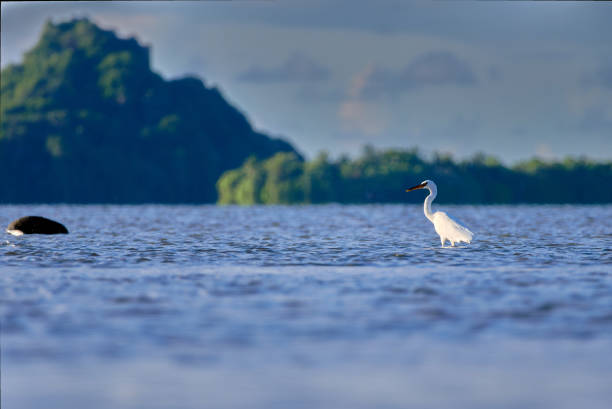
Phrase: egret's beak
[{"left": 406, "top": 182, "right": 427, "bottom": 192}]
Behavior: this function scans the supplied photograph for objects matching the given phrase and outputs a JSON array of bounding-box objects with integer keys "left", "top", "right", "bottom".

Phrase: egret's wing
[{"left": 433, "top": 211, "right": 473, "bottom": 243}]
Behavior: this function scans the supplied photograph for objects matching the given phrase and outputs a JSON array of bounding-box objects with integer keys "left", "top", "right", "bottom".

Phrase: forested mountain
[
  {"left": 217, "top": 148, "right": 612, "bottom": 204},
  {"left": 0, "top": 19, "right": 297, "bottom": 203}
]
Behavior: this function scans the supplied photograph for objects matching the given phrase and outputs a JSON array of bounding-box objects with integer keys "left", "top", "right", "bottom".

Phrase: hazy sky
[{"left": 2, "top": 1, "right": 611, "bottom": 162}]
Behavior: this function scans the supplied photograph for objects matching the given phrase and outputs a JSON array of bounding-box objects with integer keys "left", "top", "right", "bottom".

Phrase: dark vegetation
[
  {"left": 0, "top": 19, "right": 296, "bottom": 203},
  {"left": 217, "top": 148, "right": 612, "bottom": 204},
  {"left": 2, "top": 19, "right": 610, "bottom": 205}
]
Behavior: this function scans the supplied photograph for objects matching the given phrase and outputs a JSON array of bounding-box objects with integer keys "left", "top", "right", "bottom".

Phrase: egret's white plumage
[{"left": 406, "top": 180, "right": 473, "bottom": 247}]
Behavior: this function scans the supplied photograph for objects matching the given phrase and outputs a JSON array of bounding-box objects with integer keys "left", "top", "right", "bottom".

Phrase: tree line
[{"left": 217, "top": 147, "right": 612, "bottom": 204}]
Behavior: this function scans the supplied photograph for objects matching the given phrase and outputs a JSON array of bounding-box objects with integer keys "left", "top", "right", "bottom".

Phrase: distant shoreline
[{"left": 216, "top": 149, "right": 612, "bottom": 205}]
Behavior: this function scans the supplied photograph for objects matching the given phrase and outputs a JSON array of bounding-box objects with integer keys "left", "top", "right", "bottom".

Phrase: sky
[{"left": 2, "top": 1, "right": 611, "bottom": 163}]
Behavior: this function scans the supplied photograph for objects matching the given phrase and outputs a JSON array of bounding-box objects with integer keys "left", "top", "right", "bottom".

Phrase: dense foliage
[
  {"left": 0, "top": 19, "right": 297, "bottom": 203},
  {"left": 217, "top": 147, "right": 612, "bottom": 204}
]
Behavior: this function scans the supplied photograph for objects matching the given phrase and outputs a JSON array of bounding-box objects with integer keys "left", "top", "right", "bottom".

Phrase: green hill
[{"left": 0, "top": 18, "right": 298, "bottom": 203}]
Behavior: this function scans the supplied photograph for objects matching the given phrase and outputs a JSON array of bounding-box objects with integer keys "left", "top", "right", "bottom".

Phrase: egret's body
[{"left": 406, "top": 180, "right": 473, "bottom": 247}]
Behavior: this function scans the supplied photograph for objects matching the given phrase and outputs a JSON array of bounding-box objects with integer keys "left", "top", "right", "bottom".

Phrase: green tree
[{"left": 217, "top": 148, "right": 612, "bottom": 205}]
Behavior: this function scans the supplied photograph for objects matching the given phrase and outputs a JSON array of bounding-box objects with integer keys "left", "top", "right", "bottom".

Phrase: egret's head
[{"left": 406, "top": 180, "right": 435, "bottom": 192}]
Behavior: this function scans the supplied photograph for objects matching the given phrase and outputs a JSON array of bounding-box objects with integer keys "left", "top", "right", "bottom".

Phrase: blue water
[{"left": 1, "top": 205, "right": 612, "bottom": 409}]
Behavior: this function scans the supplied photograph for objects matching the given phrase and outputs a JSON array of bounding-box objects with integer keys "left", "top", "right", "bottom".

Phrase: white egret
[{"left": 406, "top": 180, "right": 473, "bottom": 247}]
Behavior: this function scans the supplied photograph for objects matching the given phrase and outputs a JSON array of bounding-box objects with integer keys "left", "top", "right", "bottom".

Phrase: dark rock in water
[{"left": 7, "top": 216, "right": 69, "bottom": 235}]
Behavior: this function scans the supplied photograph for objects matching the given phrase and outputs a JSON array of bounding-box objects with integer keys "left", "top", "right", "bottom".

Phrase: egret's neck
[{"left": 423, "top": 187, "right": 436, "bottom": 222}]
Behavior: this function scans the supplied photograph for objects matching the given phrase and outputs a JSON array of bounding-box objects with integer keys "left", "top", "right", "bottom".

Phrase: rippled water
[{"left": 1, "top": 205, "right": 611, "bottom": 409}]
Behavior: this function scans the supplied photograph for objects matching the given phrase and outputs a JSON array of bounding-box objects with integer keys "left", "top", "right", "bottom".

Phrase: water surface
[{"left": 2, "top": 205, "right": 611, "bottom": 408}]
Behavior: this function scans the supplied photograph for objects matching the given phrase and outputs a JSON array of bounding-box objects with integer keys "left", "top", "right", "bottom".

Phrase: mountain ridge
[{"left": 1, "top": 18, "right": 299, "bottom": 203}]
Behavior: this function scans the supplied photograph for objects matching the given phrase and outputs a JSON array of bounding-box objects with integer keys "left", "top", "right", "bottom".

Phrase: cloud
[
  {"left": 295, "top": 85, "right": 345, "bottom": 102},
  {"left": 237, "top": 53, "right": 330, "bottom": 83},
  {"left": 582, "top": 63, "right": 612, "bottom": 88},
  {"left": 488, "top": 65, "right": 503, "bottom": 82},
  {"left": 535, "top": 144, "right": 556, "bottom": 160},
  {"left": 567, "top": 88, "right": 612, "bottom": 133},
  {"left": 351, "top": 51, "right": 477, "bottom": 99},
  {"left": 338, "top": 100, "right": 389, "bottom": 136},
  {"left": 577, "top": 106, "right": 612, "bottom": 133},
  {"left": 347, "top": 64, "right": 376, "bottom": 99},
  {"left": 336, "top": 52, "right": 476, "bottom": 136}
]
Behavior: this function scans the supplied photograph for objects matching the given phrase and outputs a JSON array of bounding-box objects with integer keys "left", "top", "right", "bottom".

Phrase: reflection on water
[{"left": 1, "top": 205, "right": 611, "bottom": 409}]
